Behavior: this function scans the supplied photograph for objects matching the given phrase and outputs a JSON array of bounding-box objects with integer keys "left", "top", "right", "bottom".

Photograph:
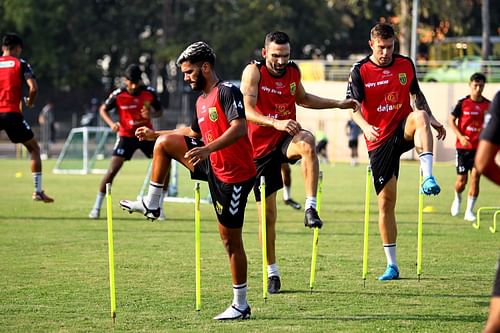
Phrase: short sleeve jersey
[
  {"left": 451, "top": 95, "right": 490, "bottom": 150},
  {"left": 191, "top": 81, "right": 256, "bottom": 184},
  {"left": 104, "top": 85, "right": 161, "bottom": 137},
  {"left": 0, "top": 55, "right": 35, "bottom": 113},
  {"left": 480, "top": 91, "right": 500, "bottom": 146},
  {"left": 347, "top": 54, "right": 420, "bottom": 151},
  {"left": 247, "top": 61, "right": 301, "bottom": 159}
]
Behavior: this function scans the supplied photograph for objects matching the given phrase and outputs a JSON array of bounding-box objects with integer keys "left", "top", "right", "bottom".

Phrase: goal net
[{"left": 53, "top": 127, "right": 116, "bottom": 174}]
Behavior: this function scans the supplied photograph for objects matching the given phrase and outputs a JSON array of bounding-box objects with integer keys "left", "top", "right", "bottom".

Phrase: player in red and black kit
[
  {"left": 88, "top": 64, "right": 163, "bottom": 219},
  {"left": 120, "top": 42, "right": 255, "bottom": 320},
  {"left": 347, "top": 23, "right": 446, "bottom": 281},
  {"left": 476, "top": 91, "right": 500, "bottom": 333},
  {"left": 0, "top": 33, "right": 53, "bottom": 203},
  {"left": 241, "top": 31, "right": 359, "bottom": 294},
  {"left": 448, "top": 72, "right": 490, "bottom": 222}
]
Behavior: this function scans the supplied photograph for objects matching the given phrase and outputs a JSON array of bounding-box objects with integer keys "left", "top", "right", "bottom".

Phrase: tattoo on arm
[{"left": 414, "top": 90, "right": 432, "bottom": 116}]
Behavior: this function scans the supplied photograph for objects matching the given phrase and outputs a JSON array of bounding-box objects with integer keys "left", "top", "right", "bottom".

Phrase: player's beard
[{"left": 191, "top": 72, "right": 206, "bottom": 91}]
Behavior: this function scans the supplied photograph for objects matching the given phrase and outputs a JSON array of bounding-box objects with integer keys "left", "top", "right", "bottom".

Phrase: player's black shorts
[
  {"left": 493, "top": 257, "right": 500, "bottom": 297},
  {"left": 253, "top": 133, "right": 300, "bottom": 202},
  {"left": 455, "top": 149, "right": 476, "bottom": 175},
  {"left": 0, "top": 112, "right": 34, "bottom": 143},
  {"left": 316, "top": 139, "right": 328, "bottom": 152},
  {"left": 112, "top": 136, "right": 155, "bottom": 160},
  {"left": 368, "top": 120, "right": 414, "bottom": 195},
  {"left": 348, "top": 139, "right": 358, "bottom": 149},
  {"left": 185, "top": 136, "right": 254, "bottom": 229}
]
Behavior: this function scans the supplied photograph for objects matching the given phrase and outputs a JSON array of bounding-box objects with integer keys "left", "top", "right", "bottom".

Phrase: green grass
[{"left": 0, "top": 158, "right": 498, "bottom": 332}]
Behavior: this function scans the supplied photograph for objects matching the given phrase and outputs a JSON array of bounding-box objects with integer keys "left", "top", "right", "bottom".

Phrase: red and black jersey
[
  {"left": 104, "top": 85, "right": 161, "bottom": 137},
  {"left": 0, "top": 56, "right": 35, "bottom": 113},
  {"left": 191, "top": 81, "right": 256, "bottom": 183},
  {"left": 247, "top": 60, "right": 301, "bottom": 159},
  {"left": 451, "top": 95, "right": 490, "bottom": 150},
  {"left": 347, "top": 54, "right": 420, "bottom": 151}
]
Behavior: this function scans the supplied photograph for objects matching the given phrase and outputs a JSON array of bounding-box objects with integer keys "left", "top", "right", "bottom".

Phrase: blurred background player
[
  {"left": 281, "top": 163, "right": 301, "bottom": 209},
  {"left": 315, "top": 121, "right": 329, "bottom": 164},
  {"left": 0, "top": 33, "right": 53, "bottom": 203},
  {"left": 346, "top": 116, "right": 362, "bottom": 166},
  {"left": 88, "top": 64, "right": 164, "bottom": 219},
  {"left": 448, "top": 72, "right": 490, "bottom": 222}
]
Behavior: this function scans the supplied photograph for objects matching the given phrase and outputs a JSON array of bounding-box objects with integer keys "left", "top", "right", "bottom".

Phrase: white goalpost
[{"left": 53, "top": 127, "right": 116, "bottom": 174}]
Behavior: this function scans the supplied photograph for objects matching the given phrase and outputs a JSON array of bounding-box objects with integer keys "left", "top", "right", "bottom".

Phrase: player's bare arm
[
  {"left": 241, "top": 64, "right": 274, "bottom": 127},
  {"left": 413, "top": 90, "right": 446, "bottom": 140},
  {"left": 448, "top": 114, "right": 470, "bottom": 147},
  {"left": 135, "top": 125, "right": 196, "bottom": 141},
  {"left": 351, "top": 109, "right": 379, "bottom": 142},
  {"left": 296, "top": 81, "right": 360, "bottom": 111},
  {"left": 99, "top": 104, "right": 120, "bottom": 132},
  {"left": 25, "top": 77, "right": 38, "bottom": 108},
  {"left": 184, "top": 118, "right": 247, "bottom": 166}
]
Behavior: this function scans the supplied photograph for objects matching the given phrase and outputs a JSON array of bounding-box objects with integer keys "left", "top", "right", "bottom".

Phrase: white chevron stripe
[
  {"left": 231, "top": 200, "right": 239, "bottom": 208},
  {"left": 232, "top": 193, "right": 241, "bottom": 200},
  {"left": 229, "top": 207, "right": 239, "bottom": 215},
  {"left": 233, "top": 185, "right": 242, "bottom": 193}
]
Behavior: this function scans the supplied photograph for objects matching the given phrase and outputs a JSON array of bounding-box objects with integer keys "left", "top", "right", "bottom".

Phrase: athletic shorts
[
  {"left": 368, "top": 120, "right": 414, "bottom": 195},
  {"left": 316, "top": 139, "right": 328, "bottom": 152},
  {"left": 253, "top": 133, "right": 299, "bottom": 202},
  {"left": 112, "top": 136, "right": 155, "bottom": 160},
  {"left": 185, "top": 136, "right": 254, "bottom": 229},
  {"left": 455, "top": 149, "right": 476, "bottom": 175},
  {"left": 0, "top": 112, "right": 34, "bottom": 143},
  {"left": 348, "top": 139, "right": 358, "bottom": 149},
  {"left": 493, "top": 257, "right": 500, "bottom": 297}
]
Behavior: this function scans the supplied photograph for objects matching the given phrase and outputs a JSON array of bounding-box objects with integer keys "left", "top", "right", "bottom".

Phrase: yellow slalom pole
[
  {"left": 362, "top": 166, "right": 371, "bottom": 284},
  {"left": 417, "top": 170, "right": 424, "bottom": 281},
  {"left": 260, "top": 176, "right": 268, "bottom": 301},
  {"left": 194, "top": 182, "right": 201, "bottom": 311},
  {"left": 105, "top": 183, "right": 116, "bottom": 322},
  {"left": 309, "top": 171, "right": 323, "bottom": 292}
]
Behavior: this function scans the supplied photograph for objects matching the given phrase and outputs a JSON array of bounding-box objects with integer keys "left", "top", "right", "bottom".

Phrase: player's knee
[
  {"left": 295, "top": 133, "right": 316, "bottom": 156},
  {"left": 413, "top": 110, "right": 430, "bottom": 128}
]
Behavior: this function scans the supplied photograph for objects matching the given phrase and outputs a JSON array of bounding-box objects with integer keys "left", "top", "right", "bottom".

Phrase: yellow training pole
[
  {"left": 362, "top": 166, "right": 371, "bottom": 284},
  {"left": 105, "top": 183, "right": 116, "bottom": 322},
  {"left": 309, "top": 171, "right": 323, "bottom": 291},
  {"left": 260, "top": 176, "right": 268, "bottom": 301},
  {"left": 417, "top": 170, "right": 424, "bottom": 281},
  {"left": 194, "top": 182, "right": 201, "bottom": 311}
]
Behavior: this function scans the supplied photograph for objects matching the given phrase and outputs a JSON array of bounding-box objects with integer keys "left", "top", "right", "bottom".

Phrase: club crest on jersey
[
  {"left": 399, "top": 73, "right": 407, "bottom": 85},
  {"left": 209, "top": 107, "right": 218, "bottom": 122},
  {"left": 290, "top": 82, "right": 296, "bottom": 95}
]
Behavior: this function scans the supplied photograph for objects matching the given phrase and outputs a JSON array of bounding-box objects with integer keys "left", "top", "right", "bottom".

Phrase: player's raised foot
[
  {"left": 464, "top": 210, "right": 476, "bottom": 222},
  {"left": 284, "top": 198, "right": 301, "bottom": 210},
  {"left": 268, "top": 275, "right": 281, "bottom": 294},
  {"left": 378, "top": 264, "right": 399, "bottom": 281},
  {"left": 32, "top": 191, "right": 54, "bottom": 203},
  {"left": 421, "top": 176, "right": 441, "bottom": 195},
  {"left": 450, "top": 198, "right": 461, "bottom": 216},
  {"left": 304, "top": 207, "right": 323, "bottom": 228},
  {"left": 119, "top": 199, "right": 160, "bottom": 221},
  {"left": 213, "top": 304, "right": 251, "bottom": 320},
  {"left": 88, "top": 208, "right": 100, "bottom": 219}
]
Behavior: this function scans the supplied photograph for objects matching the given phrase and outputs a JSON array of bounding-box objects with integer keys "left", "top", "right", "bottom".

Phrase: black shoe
[
  {"left": 304, "top": 207, "right": 323, "bottom": 228},
  {"left": 268, "top": 275, "right": 281, "bottom": 294},
  {"left": 284, "top": 198, "right": 301, "bottom": 210}
]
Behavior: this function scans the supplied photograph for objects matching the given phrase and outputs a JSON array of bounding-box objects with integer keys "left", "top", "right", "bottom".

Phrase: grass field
[{"left": 0, "top": 158, "right": 499, "bottom": 332}]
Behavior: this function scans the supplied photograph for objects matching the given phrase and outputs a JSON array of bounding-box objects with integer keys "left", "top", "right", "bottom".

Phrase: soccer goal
[{"left": 53, "top": 127, "right": 116, "bottom": 174}]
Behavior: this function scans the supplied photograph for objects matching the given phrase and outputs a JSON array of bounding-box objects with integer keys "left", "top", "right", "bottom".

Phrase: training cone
[{"left": 423, "top": 205, "right": 435, "bottom": 213}]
